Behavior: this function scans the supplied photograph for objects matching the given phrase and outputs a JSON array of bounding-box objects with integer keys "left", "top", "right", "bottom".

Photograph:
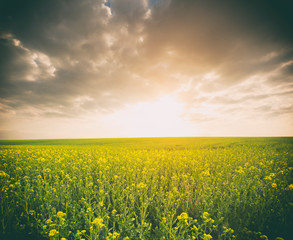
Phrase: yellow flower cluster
[
  {"left": 0, "top": 170, "right": 9, "bottom": 178},
  {"left": 137, "top": 182, "right": 147, "bottom": 189},
  {"left": 177, "top": 212, "right": 189, "bottom": 220},
  {"left": 92, "top": 218, "right": 105, "bottom": 228},
  {"left": 202, "top": 212, "right": 210, "bottom": 219},
  {"left": 48, "top": 229, "right": 59, "bottom": 237},
  {"left": 107, "top": 232, "right": 120, "bottom": 239},
  {"left": 203, "top": 233, "right": 213, "bottom": 240},
  {"left": 57, "top": 211, "right": 66, "bottom": 218}
]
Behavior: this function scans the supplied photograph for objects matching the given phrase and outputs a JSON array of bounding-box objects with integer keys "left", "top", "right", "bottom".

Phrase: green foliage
[{"left": 0, "top": 137, "right": 292, "bottom": 239}]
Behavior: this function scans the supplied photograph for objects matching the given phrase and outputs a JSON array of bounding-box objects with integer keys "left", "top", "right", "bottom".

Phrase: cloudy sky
[{"left": 0, "top": 0, "right": 293, "bottom": 139}]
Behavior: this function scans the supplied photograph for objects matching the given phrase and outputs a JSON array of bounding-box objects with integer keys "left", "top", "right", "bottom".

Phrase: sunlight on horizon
[{"left": 106, "top": 95, "right": 199, "bottom": 137}]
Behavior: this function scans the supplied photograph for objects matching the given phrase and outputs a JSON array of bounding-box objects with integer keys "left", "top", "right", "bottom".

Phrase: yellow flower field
[{"left": 0, "top": 137, "right": 292, "bottom": 239}]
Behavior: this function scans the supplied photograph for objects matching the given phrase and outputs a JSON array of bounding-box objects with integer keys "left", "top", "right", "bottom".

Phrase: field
[{"left": 0, "top": 137, "right": 293, "bottom": 240}]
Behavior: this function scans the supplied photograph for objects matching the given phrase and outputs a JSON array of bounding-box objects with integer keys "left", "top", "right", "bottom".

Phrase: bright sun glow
[{"left": 107, "top": 95, "right": 198, "bottom": 137}]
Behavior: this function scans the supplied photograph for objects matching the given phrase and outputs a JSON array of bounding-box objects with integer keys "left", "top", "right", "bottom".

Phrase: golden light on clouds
[
  {"left": 0, "top": 0, "right": 292, "bottom": 139},
  {"left": 106, "top": 95, "right": 198, "bottom": 137}
]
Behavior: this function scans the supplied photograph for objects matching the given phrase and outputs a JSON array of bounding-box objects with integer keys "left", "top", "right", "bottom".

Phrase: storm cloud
[{"left": 0, "top": 0, "right": 292, "bottom": 138}]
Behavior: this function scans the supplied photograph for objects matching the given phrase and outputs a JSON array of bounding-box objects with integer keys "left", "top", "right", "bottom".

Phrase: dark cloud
[
  {"left": 0, "top": 0, "right": 292, "bottom": 138},
  {"left": 144, "top": 0, "right": 293, "bottom": 83},
  {"left": 0, "top": 0, "right": 160, "bottom": 117},
  {"left": 0, "top": 0, "right": 110, "bottom": 57},
  {"left": 110, "top": 0, "right": 148, "bottom": 23}
]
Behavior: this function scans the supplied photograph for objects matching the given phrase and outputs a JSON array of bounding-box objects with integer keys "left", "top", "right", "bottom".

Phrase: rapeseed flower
[
  {"left": 203, "top": 212, "right": 209, "bottom": 219},
  {"left": 203, "top": 233, "right": 213, "bottom": 240},
  {"left": 92, "top": 218, "right": 105, "bottom": 228},
  {"left": 57, "top": 211, "right": 66, "bottom": 218},
  {"left": 48, "top": 229, "right": 59, "bottom": 237},
  {"left": 177, "top": 212, "right": 188, "bottom": 220},
  {"left": 107, "top": 232, "right": 120, "bottom": 239}
]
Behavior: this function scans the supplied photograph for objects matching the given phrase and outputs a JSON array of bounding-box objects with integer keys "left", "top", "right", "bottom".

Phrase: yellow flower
[
  {"left": 113, "top": 232, "right": 120, "bottom": 239},
  {"left": 57, "top": 211, "right": 66, "bottom": 218},
  {"left": 46, "top": 219, "right": 53, "bottom": 225},
  {"left": 112, "top": 209, "right": 117, "bottom": 215},
  {"left": 289, "top": 184, "right": 293, "bottom": 190},
  {"left": 260, "top": 235, "right": 268, "bottom": 240},
  {"left": 107, "top": 232, "right": 120, "bottom": 240},
  {"left": 272, "top": 183, "right": 277, "bottom": 188},
  {"left": 137, "top": 182, "right": 147, "bottom": 189},
  {"left": 264, "top": 176, "right": 272, "bottom": 180},
  {"left": 92, "top": 218, "right": 105, "bottom": 228},
  {"left": 177, "top": 212, "right": 189, "bottom": 222},
  {"left": 48, "top": 229, "right": 59, "bottom": 237},
  {"left": 192, "top": 225, "right": 198, "bottom": 231},
  {"left": 202, "top": 212, "right": 209, "bottom": 219},
  {"left": 203, "top": 233, "right": 213, "bottom": 240},
  {"left": 0, "top": 170, "right": 9, "bottom": 178}
]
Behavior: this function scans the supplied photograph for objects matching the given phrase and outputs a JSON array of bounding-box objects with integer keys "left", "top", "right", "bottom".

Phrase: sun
[{"left": 107, "top": 95, "right": 198, "bottom": 137}]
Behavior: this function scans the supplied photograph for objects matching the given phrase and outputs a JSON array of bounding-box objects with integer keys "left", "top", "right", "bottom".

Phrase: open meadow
[{"left": 0, "top": 137, "right": 292, "bottom": 240}]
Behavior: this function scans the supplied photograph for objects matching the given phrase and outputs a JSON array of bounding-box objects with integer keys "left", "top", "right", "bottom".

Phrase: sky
[{"left": 0, "top": 0, "right": 293, "bottom": 139}]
